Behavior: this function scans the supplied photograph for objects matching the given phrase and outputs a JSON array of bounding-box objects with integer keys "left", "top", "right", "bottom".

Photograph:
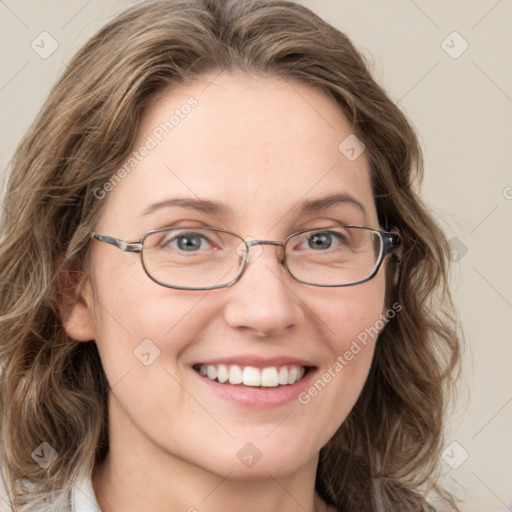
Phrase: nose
[{"left": 222, "top": 242, "right": 304, "bottom": 337}]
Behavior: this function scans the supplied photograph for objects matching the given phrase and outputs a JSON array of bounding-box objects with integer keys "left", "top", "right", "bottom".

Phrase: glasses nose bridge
[
  {"left": 247, "top": 239, "right": 283, "bottom": 247},
  {"left": 244, "top": 239, "right": 286, "bottom": 263}
]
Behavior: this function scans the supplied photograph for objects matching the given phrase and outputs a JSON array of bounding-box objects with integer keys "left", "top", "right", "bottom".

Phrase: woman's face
[{"left": 69, "top": 73, "right": 388, "bottom": 479}]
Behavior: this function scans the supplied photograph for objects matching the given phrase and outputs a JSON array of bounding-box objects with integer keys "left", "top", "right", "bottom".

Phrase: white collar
[{"left": 72, "top": 473, "right": 101, "bottom": 512}]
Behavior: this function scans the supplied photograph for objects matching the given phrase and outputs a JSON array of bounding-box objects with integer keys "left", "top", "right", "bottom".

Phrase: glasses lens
[
  {"left": 142, "top": 228, "right": 246, "bottom": 289},
  {"left": 285, "top": 226, "right": 382, "bottom": 286}
]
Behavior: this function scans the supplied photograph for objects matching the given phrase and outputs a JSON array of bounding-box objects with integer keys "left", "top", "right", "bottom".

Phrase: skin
[{"left": 65, "top": 72, "right": 391, "bottom": 512}]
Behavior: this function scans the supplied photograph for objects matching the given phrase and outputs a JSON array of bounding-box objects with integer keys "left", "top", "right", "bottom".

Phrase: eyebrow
[
  {"left": 142, "top": 193, "right": 367, "bottom": 220},
  {"left": 143, "top": 198, "right": 233, "bottom": 217},
  {"left": 299, "top": 193, "right": 367, "bottom": 220}
]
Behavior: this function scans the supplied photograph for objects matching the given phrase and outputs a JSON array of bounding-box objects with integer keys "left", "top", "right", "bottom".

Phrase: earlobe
[{"left": 59, "top": 266, "right": 96, "bottom": 342}]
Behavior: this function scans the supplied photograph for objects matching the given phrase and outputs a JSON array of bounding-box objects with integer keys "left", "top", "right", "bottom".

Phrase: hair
[{"left": 0, "top": 0, "right": 462, "bottom": 510}]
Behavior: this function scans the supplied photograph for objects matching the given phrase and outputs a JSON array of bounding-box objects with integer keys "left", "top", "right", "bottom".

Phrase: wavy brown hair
[{"left": 0, "top": 0, "right": 461, "bottom": 510}]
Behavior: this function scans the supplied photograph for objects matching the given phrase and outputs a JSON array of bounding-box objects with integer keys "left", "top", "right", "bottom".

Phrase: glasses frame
[{"left": 91, "top": 225, "right": 401, "bottom": 290}]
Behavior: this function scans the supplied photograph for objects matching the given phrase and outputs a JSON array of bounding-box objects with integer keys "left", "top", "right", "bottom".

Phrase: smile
[{"left": 193, "top": 364, "right": 307, "bottom": 387}]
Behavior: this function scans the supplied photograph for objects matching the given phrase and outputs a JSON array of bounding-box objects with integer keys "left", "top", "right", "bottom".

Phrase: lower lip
[{"left": 193, "top": 368, "right": 317, "bottom": 408}]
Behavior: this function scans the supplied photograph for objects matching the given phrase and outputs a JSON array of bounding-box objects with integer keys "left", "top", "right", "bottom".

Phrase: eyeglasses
[{"left": 91, "top": 225, "right": 401, "bottom": 290}]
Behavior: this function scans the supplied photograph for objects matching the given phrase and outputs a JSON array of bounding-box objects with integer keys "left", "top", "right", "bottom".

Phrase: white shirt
[
  {"left": 0, "top": 473, "right": 101, "bottom": 512},
  {"left": 72, "top": 474, "right": 101, "bottom": 512}
]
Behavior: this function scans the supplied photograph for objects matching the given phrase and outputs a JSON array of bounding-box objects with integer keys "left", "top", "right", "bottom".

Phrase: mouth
[{"left": 192, "top": 363, "right": 311, "bottom": 388}]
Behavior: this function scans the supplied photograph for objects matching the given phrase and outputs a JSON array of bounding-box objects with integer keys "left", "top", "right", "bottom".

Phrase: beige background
[{"left": 1, "top": 1, "right": 511, "bottom": 510}]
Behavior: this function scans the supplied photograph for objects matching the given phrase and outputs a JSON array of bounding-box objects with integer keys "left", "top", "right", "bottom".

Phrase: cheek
[
  {"left": 317, "top": 273, "right": 387, "bottom": 351},
  {"left": 88, "top": 277, "right": 211, "bottom": 431},
  {"left": 88, "top": 254, "right": 203, "bottom": 379},
  {"left": 298, "top": 275, "right": 386, "bottom": 427},
  {"left": 92, "top": 288, "right": 203, "bottom": 361}
]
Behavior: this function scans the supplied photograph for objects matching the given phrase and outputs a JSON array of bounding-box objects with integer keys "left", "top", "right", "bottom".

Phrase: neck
[{"left": 92, "top": 397, "right": 327, "bottom": 512}]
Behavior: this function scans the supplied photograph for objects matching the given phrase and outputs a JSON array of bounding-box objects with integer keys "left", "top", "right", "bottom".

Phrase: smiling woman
[{"left": 0, "top": 1, "right": 461, "bottom": 512}]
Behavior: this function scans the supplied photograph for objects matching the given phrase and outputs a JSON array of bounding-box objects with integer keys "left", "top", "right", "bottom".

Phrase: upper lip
[{"left": 192, "top": 355, "right": 316, "bottom": 368}]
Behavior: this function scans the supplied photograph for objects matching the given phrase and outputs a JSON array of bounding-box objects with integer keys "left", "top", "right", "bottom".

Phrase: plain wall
[{"left": 1, "top": 1, "right": 511, "bottom": 511}]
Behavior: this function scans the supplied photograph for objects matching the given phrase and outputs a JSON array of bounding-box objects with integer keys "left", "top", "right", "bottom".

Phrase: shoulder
[
  {"left": 0, "top": 471, "right": 99, "bottom": 512},
  {"left": 0, "top": 475, "right": 11, "bottom": 512}
]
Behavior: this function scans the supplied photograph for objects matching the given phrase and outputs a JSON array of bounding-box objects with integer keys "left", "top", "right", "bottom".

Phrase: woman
[{"left": 0, "top": 0, "right": 461, "bottom": 511}]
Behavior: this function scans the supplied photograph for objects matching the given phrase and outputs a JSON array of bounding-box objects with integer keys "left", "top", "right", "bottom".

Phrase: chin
[{"left": 190, "top": 435, "right": 320, "bottom": 481}]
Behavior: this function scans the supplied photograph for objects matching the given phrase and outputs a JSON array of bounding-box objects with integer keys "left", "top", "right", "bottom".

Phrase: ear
[{"left": 59, "top": 264, "right": 96, "bottom": 342}]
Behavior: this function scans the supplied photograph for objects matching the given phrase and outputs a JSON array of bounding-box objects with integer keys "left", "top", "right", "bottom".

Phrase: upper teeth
[{"left": 196, "top": 364, "right": 306, "bottom": 387}]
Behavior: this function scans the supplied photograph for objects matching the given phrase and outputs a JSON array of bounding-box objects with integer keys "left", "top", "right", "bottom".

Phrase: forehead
[{"left": 99, "top": 73, "right": 377, "bottom": 233}]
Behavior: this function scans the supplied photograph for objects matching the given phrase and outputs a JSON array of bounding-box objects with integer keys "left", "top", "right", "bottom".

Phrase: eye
[
  {"left": 162, "top": 231, "right": 216, "bottom": 252},
  {"left": 298, "top": 230, "right": 346, "bottom": 251}
]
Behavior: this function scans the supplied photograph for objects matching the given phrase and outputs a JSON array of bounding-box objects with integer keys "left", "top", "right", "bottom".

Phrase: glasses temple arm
[{"left": 92, "top": 233, "right": 142, "bottom": 253}]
